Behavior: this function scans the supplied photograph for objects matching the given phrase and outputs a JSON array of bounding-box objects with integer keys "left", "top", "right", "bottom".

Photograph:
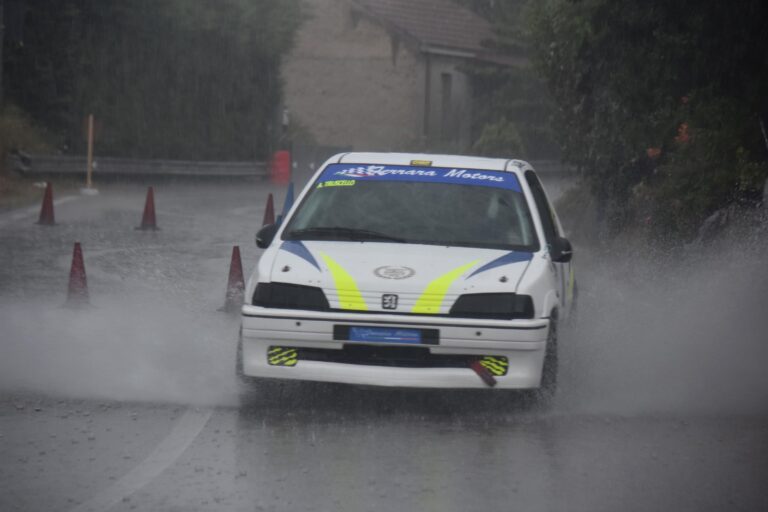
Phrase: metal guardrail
[
  {"left": 7, "top": 153, "right": 268, "bottom": 178},
  {"left": 7, "top": 153, "right": 572, "bottom": 179}
]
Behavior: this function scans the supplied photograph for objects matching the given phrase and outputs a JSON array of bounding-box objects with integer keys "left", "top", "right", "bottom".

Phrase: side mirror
[
  {"left": 256, "top": 224, "right": 279, "bottom": 249},
  {"left": 550, "top": 236, "right": 573, "bottom": 263}
]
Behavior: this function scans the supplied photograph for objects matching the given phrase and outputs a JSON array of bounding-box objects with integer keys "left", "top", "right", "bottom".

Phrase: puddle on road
[{"left": 0, "top": 293, "right": 240, "bottom": 407}]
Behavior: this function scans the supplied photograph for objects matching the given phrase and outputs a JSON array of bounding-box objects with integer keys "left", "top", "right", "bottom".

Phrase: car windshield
[{"left": 283, "top": 164, "right": 539, "bottom": 251}]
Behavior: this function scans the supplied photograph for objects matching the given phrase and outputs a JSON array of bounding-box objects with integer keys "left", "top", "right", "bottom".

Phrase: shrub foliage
[
  {"left": 2, "top": 0, "right": 302, "bottom": 160},
  {"left": 526, "top": 0, "right": 768, "bottom": 238}
]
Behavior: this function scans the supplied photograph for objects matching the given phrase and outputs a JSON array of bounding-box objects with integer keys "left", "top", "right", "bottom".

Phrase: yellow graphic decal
[
  {"left": 412, "top": 260, "right": 479, "bottom": 314},
  {"left": 319, "top": 252, "right": 368, "bottom": 311},
  {"left": 479, "top": 356, "right": 509, "bottom": 376},
  {"left": 317, "top": 180, "right": 356, "bottom": 189},
  {"left": 567, "top": 264, "right": 575, "bottom": 304},
  {"left": 268, "top": 347, "right": 298, "bottom": 367}
]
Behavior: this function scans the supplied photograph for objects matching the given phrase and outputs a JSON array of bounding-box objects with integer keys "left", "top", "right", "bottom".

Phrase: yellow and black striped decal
[
  {"left": 479, "top": 356, "right": 508, "bottom": 376},
  {"left": 268, "top": 347, "right": 298, "bottom": 367}
]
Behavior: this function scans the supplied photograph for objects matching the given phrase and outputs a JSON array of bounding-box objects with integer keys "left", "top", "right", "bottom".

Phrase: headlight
[
  {"left": 252, "top": 282, "right": 330, "bottom": 310},
  {"left": 449, "top": 293, "right": 534, "bottom": 320}
]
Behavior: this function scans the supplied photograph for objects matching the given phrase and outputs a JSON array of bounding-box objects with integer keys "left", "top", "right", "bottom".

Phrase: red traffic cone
[
  {"left": 66, "top": 242, "right": 89, "bottom": 306},
  {"left": 262, "top": 193, "right": 275, "bottom": 226},
  {"left": 221, "top": 246, "right": 245, "bottom": 313},
  {"left": 136, "top": 186, "right": 158, "bottom": 230},
  {"left": 37, "top": 182, "right": 56, "bottom": 225}
]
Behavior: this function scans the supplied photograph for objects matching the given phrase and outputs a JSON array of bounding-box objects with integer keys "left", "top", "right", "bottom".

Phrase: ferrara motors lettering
[{"left": 328, "top": 164, "right": 514, "bottom": 189}]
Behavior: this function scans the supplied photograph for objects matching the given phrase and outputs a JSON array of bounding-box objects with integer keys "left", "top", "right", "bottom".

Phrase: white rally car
[{"left": 238, "top": 153, "right": 574, "bottom": 398}]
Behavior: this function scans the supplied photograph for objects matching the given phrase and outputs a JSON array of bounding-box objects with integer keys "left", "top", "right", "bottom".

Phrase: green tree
[
  {"left": 527, "top": 0, "right": 768, "bottom": 238},
  {"left": 3, "top": 0, "right": 303, "bottom": 160},
  {"left": 458, "top": 0, "right": 560, "bottom": 159}
]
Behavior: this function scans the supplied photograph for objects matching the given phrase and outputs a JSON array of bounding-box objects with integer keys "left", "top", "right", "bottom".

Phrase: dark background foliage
[
  {"left": 1, "top": 0, "right": 302, "bottom": 160},
  {"left": 463, "top": 0, "right": 768, "bottom": 239},
  {"left": 526, "top": 0, "right": 768, "bottom": 237}
]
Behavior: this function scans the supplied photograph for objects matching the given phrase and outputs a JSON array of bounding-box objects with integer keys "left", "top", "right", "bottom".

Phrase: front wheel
[{"left": 526, "top": 315, "right": 558, "bottom": 407}]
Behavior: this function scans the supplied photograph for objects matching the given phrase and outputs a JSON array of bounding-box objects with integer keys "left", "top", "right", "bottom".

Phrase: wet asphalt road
[{"left": 1, "top": 178, "right": 767, "bottom": 512}]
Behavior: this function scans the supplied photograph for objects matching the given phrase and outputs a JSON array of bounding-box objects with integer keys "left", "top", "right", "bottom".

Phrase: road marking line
[
  {"left": 68, "top": 407, "right": 213, "bottom": 512},
  {"left": 0, "top": 195, "right": 80, "bottom": 227}
]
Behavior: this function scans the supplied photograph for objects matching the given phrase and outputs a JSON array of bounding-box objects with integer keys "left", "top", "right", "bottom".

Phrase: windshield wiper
[{"left": 287, "top": 226, "right": 407, "bottom": 243}]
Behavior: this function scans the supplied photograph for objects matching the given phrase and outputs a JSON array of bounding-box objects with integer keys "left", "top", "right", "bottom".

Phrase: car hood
[{"left": 265, "top": 240, "right": 534, "bottom": 314}]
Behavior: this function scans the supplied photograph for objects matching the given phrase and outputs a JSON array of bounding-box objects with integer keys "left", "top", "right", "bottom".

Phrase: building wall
[
  {"left": 282, "top": 0, "right": 426, "bottom": 151},
  {"left": 423, "top": 54, "right": 473, "bottom": 152}
]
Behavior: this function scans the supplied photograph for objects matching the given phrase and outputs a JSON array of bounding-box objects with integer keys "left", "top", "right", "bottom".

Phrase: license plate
[{"left": 348, "top": 327, "right": 422, "bottom": 344}]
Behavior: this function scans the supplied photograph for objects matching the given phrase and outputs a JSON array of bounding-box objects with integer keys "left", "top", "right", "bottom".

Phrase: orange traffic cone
[
  {"left": 137, "top": 186, "right": 158, "bottom": 230},
  {"left": 66, "top": 242, "right": 89, "bottom": 306},
  {"left": 262, "top": 193, "right": 275, "bottom": 226},
  {"left": 221, "top": 246, "right": 245, "bottom": 313},
  {"left": 37, "top": 182, "right": 56, "bottom": 225}
]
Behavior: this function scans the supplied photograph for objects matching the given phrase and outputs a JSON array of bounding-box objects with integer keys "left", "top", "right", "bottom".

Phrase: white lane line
[
  {"left": 0, "top": 195, "right": 80, "bottom": 227},
  {"left": 68, "top": 407, "right": 213, "bottom": 512}
]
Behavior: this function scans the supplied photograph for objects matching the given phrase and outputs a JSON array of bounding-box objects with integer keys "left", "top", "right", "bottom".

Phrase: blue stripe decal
[
  {"left": 281, "top": 182, "right": 295, "bottom": 218},
  {"left": 280, "top": 241, "right": 321, "bottom": 271},
  {"left": 466, "top": 251, "right": 533, "bottom": 279}
]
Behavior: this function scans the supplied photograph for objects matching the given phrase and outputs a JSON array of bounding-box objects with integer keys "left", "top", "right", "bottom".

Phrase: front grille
[
  {"left": 268, "top": 345, "right": 509, "bottom": 376},
  {"left": 291, "top": 344, "right": 473, "bottom": 369}
]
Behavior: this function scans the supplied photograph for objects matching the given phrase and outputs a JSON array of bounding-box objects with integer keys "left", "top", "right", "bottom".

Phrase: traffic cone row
[
  {"left": 39, "top": 183, "right": 286, "bottom": 231},
  {"left": 36, "top": 185, "right": 160, "bottom": 230},
  {"left": 46, "top": 187, "right": 289, "bottom": 311},
  {"left": 60, "top": 241, "right": 249, "bottom": 313}
]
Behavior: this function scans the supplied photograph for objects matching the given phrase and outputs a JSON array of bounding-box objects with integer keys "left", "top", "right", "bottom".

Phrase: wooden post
[
  {"left": 80, "top": 113, "right": 98, "bottom": 195},
  {"left": 86, "top": 114, "right": 94, "bottom": 188}
]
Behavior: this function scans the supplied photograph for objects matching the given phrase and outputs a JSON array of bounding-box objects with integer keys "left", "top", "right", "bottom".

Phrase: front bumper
[{"left": 240, "top": 305, "right": 550, "bottom": 389}]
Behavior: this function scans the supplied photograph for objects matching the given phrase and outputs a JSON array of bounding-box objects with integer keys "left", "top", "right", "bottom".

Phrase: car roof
[{"left": 333, "top": 152, "right": 534, "bottom": 174}]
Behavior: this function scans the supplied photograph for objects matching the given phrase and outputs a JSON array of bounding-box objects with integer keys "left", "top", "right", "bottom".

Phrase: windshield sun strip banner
[
  {"left": 316, "top": 164, "right": 522, "bottom": 192},
  {"left": 412, "top": 260, "right": 480, "bottom": 315},
  {"left": 318, "top": 252, "right": 368, "bottom": 311}
]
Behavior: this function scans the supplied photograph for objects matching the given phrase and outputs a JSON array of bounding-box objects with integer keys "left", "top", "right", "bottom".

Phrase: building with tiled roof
[
  {"left": 349, "top": 0, "right": 496, "bottom": 57},
  {"left": 282, "top": 0, "right": 508, "bottom": 167}
]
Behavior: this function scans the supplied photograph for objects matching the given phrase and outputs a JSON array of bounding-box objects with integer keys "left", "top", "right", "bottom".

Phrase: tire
[
  {"left": 529, "top": 313, "right": 559, "bottom": 407},
  {"left": 567, "top": 280, "right": 579, "bottom": 325}
]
